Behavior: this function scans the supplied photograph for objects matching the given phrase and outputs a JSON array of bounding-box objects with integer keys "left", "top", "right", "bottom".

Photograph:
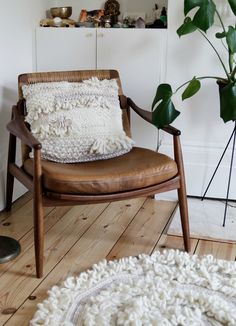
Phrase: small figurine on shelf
[
  {"left": 160, "top": 7, "right": 167, "bottom": 27},
  {"left": 104, "top": 0, "right": 120, "bottom": 26},
  {"left": 101, "top": 15, "right": 112, "bottom": 28},
  {"left": 146, "top": 6, "right": 167, "bottom": 29},
  {"left": 135, "top": 17, "right": 145, "bottom": 29},
  {"left": 153, "top": 3, "right": 162, "bottom": 20},
  {"left": 78, "top": 9, "right": 104, "bottom": 27},
  {"left": 122, "top": 17, "right": 129, "bottom": 28},
  {"left": 79, "top": 9, "right": 87, "bottom": 23},
  {"left": 53, "top": 17, "right": 62, "bottom": 27}
]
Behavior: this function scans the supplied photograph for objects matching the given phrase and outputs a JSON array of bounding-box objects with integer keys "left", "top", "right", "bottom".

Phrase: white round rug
[{"left": 31, "top": 250, "right": 236, "bottom": 326}]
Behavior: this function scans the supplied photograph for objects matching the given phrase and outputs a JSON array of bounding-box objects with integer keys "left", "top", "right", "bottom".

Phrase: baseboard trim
[{"left": 160, "top": 143, "right": 236, "bottom": 200}]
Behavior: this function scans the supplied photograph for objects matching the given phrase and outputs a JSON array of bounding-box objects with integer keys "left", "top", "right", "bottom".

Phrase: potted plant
[{"left": 152, "top": 0, "right": 236, "bottom": 128}]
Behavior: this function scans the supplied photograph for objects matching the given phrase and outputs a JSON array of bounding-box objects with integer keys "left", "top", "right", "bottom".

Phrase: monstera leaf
[
  {"left": 184, "top": 0, "right": 216, "bottom": 32},
  {"left": 152, "top": 84, "right": 180, "bottom": 129},
  {"left": 228, "top": 0, "right": 236, "bottom": 15},
  {"left": 177, "top": 17, "right": 197, "bottom": 37},
  {"left": 219, "top": 82, "right": 236, "bottom": 122},
  {"left": 151, "top": 0, "right": 236, "bottom": 128},
  {"left": 215, "top": 25, "right": 236, "bottom": 54},
  {"left": 226, "top": 26, "right": 236, "bottom": 54},
  {"left": 182, "top": 78, "right": 201, "bottom": 100}
]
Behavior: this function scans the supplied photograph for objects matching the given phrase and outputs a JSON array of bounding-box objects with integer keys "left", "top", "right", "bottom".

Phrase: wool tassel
[{"left": 90, "top": 134, "right": 134, "bottom": 155}]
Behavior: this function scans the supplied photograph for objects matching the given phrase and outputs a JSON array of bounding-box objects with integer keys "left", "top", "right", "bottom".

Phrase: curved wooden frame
[{"left": 6, "top": 70, "right": 190, "bottom": 278}]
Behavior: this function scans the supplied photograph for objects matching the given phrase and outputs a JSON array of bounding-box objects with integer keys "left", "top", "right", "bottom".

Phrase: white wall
[
  {"left": 0, "top": 0, "right": 168, "bottom": 211},
  {"left": 47, "top": 0, "right": 168, "bottom": 21},
  {"left": 161, "top": 0, "right": 236, "bottom": 199},
  {"left": 0, "top": 0, "right": 47, "bottom": 211}
]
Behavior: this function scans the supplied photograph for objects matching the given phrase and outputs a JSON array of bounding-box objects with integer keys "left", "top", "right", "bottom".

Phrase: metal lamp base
[{"left": 0, "top": 236, "right": 21, "bottom": 263}]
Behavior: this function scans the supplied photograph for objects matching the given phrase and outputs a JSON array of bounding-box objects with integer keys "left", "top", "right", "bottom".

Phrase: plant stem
[
  {"left": 221, "top": 39, "right": 229, "bottom": 52},
  {"left": 215, "top": 8, "right": 233, "bottom": 73},
  {"left": 198, "top": 29, "right": 230, "bottom": 79},
  {"left": 174, "top": 76, "right": 222, "bottom": 94},
  {"left": 215, "top": 9, "right": 226, "bottom": 33}
]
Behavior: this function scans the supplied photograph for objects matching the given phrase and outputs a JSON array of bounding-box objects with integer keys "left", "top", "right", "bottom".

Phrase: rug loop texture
[{"left": 30, "top": 250, "right": 236, "bottom": 325}]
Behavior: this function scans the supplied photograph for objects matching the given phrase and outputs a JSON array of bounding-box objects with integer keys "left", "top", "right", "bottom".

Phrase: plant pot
[{"left": 217, "top": 80, "right": 236, "bottom": 123}]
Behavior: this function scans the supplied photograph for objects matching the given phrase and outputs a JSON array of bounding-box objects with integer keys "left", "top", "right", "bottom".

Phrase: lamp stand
[{"left": 201, "top": 121, "right": 236, "bottom": 226}]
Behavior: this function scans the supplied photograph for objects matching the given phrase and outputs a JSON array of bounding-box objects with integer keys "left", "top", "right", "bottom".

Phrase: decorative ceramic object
[
  {"left": 135, "top": 17, "right": 145, "bottom": 29},
  {"left": 104, "top": 0, "right": 120, "bottom": 25}
]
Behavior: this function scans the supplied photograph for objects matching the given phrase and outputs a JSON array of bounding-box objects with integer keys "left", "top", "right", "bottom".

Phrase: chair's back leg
[
  {"left": 6, "top": 133, "right": 16, "bottom": 211},
  {"left": 174, "top": 136, "right": 191, "bottom": 252},
  {"left": 33, "top": 149, "right": 44, "bottom": 278}
]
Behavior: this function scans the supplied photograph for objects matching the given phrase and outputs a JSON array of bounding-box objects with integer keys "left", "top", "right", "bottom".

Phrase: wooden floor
[{"left": 1, "top": 193, "right": 236, "bottom": 325}]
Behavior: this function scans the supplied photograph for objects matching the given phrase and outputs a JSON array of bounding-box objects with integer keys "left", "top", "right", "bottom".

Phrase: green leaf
[
  {"left": 151, "top": 84, "right": 180, "bottom": 128},
  {"left": 226, "top": 26, "right": 236, "bottom": 54},
  {"left": 215, "top": 31, "right": 226, "bottom": 39},
  {"left": 152, "top": 99, "right": 180, "bottom": 129},
  {"left": 177, "top": 17, "right": 197, "bottom": 37},
  {"left": 228, "top": 0, "right": 236, "bottom": 15},
  {"left": 182, "top": 78, "right": 201, "bottom": 100},
  {"left": 219, "top": 82, "right": 236, "bottom": 122},
  {"left": 184, "top": 0, "right": 216, "bottom": 32},
  {"left": 151, "top": 84, "right": 173, "bottom": 111}
]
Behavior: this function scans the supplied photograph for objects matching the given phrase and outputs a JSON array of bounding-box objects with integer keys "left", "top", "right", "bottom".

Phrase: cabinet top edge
[{"left": 36, "top": 27, "right": 168, "bottom": 32}]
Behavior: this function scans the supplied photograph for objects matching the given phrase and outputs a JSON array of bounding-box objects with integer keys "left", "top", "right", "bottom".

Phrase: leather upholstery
[{"left": 24, "top": 147, "right": 178, "bottom": 195}]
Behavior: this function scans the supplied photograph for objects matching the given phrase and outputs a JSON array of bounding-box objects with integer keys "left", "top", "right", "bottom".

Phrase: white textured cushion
[{"left": 22, "top": 78, "right": 134, "bottom": 163}]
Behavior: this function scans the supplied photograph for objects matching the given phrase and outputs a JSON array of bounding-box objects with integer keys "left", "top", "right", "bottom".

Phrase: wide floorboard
[{"left": 0, "top": 193, "right": 235, "bottom": 325}]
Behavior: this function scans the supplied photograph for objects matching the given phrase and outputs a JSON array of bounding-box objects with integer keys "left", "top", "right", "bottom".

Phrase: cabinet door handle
[
  {"left": 97, "top": 33, "right": 104, "bottom": 38},
  {"left": 85, "top": 33, "right": 93, "bottom": 37}
]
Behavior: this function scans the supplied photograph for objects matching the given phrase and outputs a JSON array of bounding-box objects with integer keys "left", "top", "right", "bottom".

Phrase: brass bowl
[{"left": 50, "top": 7, "right": 72, "bottom": 19}]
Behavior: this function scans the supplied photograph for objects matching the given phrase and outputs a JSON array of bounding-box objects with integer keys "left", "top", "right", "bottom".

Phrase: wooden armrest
[
  {"left": 7, "top": 100, "right": 41, "bottom": 150},
  {"left": 127, "top": 97, "right": 181, "bottom": 136},
  {"left": 127, "top": 97, "right": 152, "bottom": 123},
  {"left": 161, "top": 125, "right": 181, "bottom": 136}
]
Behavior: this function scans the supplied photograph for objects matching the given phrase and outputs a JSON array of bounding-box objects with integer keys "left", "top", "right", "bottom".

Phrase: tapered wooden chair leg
[
  {"left": 6, "top": 172, "right": 14, "bottom": 212},
  {"left": 178, "top": 185, "right": 190, "bottom": 252},
  {"left": 34, "top": 197, "right": 44, "bottom": 278},
  {"left": 174, "top": 135, "right": 190, "bottom": 253},
  {"left": 33, "top": 149, "right": 44, "bottom": 278},
  {"left": 6, "top": 133, "right": 16, "bottom": 212}
]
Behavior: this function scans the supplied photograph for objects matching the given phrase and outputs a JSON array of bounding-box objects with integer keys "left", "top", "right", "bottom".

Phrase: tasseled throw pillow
[{"left": 22, "top": 77, "right": 134, "bottom": 163}]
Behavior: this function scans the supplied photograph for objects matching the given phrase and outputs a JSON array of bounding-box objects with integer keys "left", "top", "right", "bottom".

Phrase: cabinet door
[
  {"left": 97, "top": 29, "right": 167, "bottom": 149},
  {"left": 36, "top": 28, "right": 96, "bottom": 72}
]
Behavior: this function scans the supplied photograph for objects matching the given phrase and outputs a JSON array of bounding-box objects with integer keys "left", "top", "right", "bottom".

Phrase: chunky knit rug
[{"left": 30, "top": 250, "right": 236, "bottom": 326}]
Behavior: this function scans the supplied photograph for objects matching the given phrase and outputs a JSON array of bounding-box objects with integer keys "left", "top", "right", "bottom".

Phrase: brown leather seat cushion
[{"left": 23, "top": 147, "right": 178, "bottom": 194}]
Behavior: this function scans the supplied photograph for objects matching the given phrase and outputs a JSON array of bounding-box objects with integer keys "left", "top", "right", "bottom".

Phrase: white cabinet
[
  {"left": 36, "top": 27, "right": 167, "bottom": 149},
  {"left": 96, "top": 29, "right": 167, "bottom": 148},
  {"left": 97, "top": 29, "right": 166, "bottom": 107},
  {"left": 36, "top": 28, "right": 96, "bottom": 71}
]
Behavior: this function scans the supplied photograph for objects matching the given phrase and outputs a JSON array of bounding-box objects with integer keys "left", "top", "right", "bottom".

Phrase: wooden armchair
[{"left": 6, "top": 70, "right": 190, "bottom": 278}]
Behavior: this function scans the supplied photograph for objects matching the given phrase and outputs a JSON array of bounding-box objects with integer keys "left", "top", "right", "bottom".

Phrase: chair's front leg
[
  {"left": 174, "top": 135, "right": 191, "bottom": 253},
  {"left": 33, "top": 148, "right": 44, "bottom": 278},
  {"left": 6, "top": 133, "right": 17, "bottom": 211}
]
